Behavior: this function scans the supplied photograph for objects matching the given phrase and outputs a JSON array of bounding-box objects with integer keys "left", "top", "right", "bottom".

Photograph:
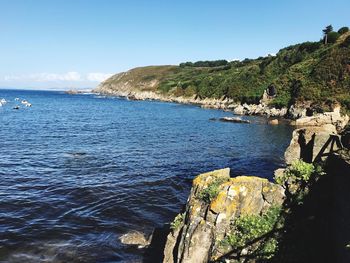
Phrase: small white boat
[
  {"left": 0, "top": 98, "right": 6, "bottom": 104},
  {"left": 21, "top": 100, "right": 32, "bottom": 107}
]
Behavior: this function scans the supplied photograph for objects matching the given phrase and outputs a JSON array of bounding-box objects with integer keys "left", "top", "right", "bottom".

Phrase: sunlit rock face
[{"left": 163, "top": 168, "right": 284, "bottom": 263}]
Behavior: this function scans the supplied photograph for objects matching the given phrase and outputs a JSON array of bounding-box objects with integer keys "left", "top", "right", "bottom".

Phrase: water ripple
[{"left": 0, "top": 89, "right": 293, "bottom": 262}]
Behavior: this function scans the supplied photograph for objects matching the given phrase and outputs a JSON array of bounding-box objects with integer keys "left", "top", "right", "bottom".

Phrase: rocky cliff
[
  {"left": 161, "top": 114, "right": 350, "bottom": 263},
  {"left": 285, "top": 109, "right": 349, "bottom": 165},
  {"left": 162, "top": 168, "right": 284, "bottom": 263}
]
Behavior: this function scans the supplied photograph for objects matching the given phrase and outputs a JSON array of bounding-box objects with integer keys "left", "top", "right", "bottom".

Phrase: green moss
[{"left": 198, "top": 177, "right": 228, "bottom": 204}]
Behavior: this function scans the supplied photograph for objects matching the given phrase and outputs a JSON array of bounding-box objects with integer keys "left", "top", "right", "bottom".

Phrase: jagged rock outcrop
[
  {"left": 284, "top": 124, "right": 338, "bottom": 165},
  {"left": 163, "top": 168, "right": 284, "bottom": 263},
  {"left": 293, "top": 110, "right": 349, "bottom": 132},
  {"left": 285, "top": 110, "right": 349, "bottom": 164}
]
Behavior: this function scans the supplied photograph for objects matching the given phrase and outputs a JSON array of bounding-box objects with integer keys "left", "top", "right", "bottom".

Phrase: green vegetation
[
  {"left": 170, "top": 213, "right": 185, "bottom": 231},
  {"left": 198, "top": 177, "right": 228, "bottom": 203},
  {"left": 218, "top": 161, "right": 327, "bottom": 261},
  {"left": 179, "top": 60, "right": 229, "bottom": 68},
  {"left": 102, "top": 25, "right": 350, "bottom": 112},
  {"left": 224, "top": 206, "right": 283, "bottom": 260},
  {"left": 274, "top": 160, "right": 326, "bottom": 207},
  {"left": 275, "top": 160, "right": 315, "bottom": 185},
  {"left": 338, "top": 26, "right": 349, "bottom": 35},
  {"left": 327, "top": 31, "right": 340, "bottom": 43}
]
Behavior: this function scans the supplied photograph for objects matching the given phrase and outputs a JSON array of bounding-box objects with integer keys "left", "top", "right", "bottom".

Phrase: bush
[
  {"left": 275, "top": 160, "right": 314, "bottom": 185},
  {"left": 240, "top": 95, "right": 261, "bottom": 105},
  {"left": 327, "top": 31, "right": 340, "bottom": 43},
  {"left": 340, "top": 97, "right": 350, "bottom": 111},
  {"left": 299, "top": 41, "right": 321, "bottom": 53},
  {"left": 338, "top": 26, "right": 349, "bottom": 35},
  {"left": 184, "top": 86, "right": 196, "bottom": 97},
  {"left": 269, "top": 94, "right": 290, "bottom": 109},
  {"left": 226, "top": 206, "right": 283, "bottom": 259}
]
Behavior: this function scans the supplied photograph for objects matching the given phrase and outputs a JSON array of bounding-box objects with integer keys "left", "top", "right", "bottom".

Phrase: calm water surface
[{"left": 0, "top": 89, "right": 292, "bottom": 262}]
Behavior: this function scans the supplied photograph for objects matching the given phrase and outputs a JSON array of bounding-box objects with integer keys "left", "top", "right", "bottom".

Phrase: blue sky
[{"left": 0, "top": 0, "right": 349, "bottom": 89}]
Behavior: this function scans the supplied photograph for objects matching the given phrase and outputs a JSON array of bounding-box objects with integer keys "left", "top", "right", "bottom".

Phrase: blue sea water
[{"left": 0, "top": 89, "right": 292, "bottom": 262}]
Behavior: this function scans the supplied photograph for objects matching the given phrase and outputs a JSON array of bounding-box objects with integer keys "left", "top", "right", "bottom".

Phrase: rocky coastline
[
  {"left": 94, "top": 82, "right": 350, "bottom": 262},
  {"left": 92, "top": 87, "right": 291, "bottom": 118},
  {"left": 155, "top": 112, "right": 350, "bottom": 262},
  {"left": 120, "top": 108, "right": 349, "bottom": 263},
  {"left": 93, "top": 85, "right": 349, "bottom": 124},
  {"left": 111, "top": 97, "right": 350, "bottom": 262}
]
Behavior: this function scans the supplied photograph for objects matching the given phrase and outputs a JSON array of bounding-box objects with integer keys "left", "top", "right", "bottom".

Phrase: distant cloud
[
  {"left": 86, "top": 72, "right": 113, "bottom": 82},
  {"left": 3, "top": 72, "right": 113, "bottom": 83},
  {"left": 32, "top": 72, "right": 82, "bottom": 82}
]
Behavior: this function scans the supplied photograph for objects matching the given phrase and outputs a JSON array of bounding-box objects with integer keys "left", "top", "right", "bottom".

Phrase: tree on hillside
[
  {"left": 327, "top": 31, "right": 340, "bottom": 44},
  {"left": 338, "top": 26, "right": 349, "bottom": 35},
  {"left": 323, "top": 25, "right": 333, "bottom": 44}
]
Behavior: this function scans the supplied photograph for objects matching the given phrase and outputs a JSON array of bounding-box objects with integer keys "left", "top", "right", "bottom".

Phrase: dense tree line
[{"left": 179, "top": 60, "right": 229, "bottom": 68}]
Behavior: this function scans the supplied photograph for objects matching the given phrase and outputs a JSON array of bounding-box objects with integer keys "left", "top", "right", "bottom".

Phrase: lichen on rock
[{"left": 163, "top": 168, "right": 285, "bottom": 263}]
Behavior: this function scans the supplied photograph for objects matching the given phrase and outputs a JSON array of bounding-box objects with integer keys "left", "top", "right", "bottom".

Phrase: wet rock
[
  {"left": 269, "top": 119, "right": 279, "bottom": 125},
  {"left": 219, "top": 117, "right": 250, "bottom": 124},
  {"left": 119, "top": 231, "right": 151, "bottom": 248}
]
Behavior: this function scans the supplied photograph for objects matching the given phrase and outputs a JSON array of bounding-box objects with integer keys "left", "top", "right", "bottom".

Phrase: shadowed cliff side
[{"left": 273, "top": 152, "right": 350, "bottom": 263}]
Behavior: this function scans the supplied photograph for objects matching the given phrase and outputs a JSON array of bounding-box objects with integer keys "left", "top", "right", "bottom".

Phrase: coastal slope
[{"left": 95, "top": 28, "right": 350, "bottom": 114}]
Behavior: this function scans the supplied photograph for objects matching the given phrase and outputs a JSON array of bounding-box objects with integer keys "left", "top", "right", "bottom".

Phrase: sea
[{"left": 0, "top": 89, "right": 293, "bottom": 262}]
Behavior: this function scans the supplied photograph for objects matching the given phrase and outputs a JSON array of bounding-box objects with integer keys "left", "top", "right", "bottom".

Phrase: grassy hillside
[{"left": 99, "top": 26, "right": 350, "bottom": 112}]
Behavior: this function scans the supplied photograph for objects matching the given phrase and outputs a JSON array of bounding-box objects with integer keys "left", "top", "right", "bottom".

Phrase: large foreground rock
[{"left": 163, "top": 168, "right": 284, "bottom": 263}]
